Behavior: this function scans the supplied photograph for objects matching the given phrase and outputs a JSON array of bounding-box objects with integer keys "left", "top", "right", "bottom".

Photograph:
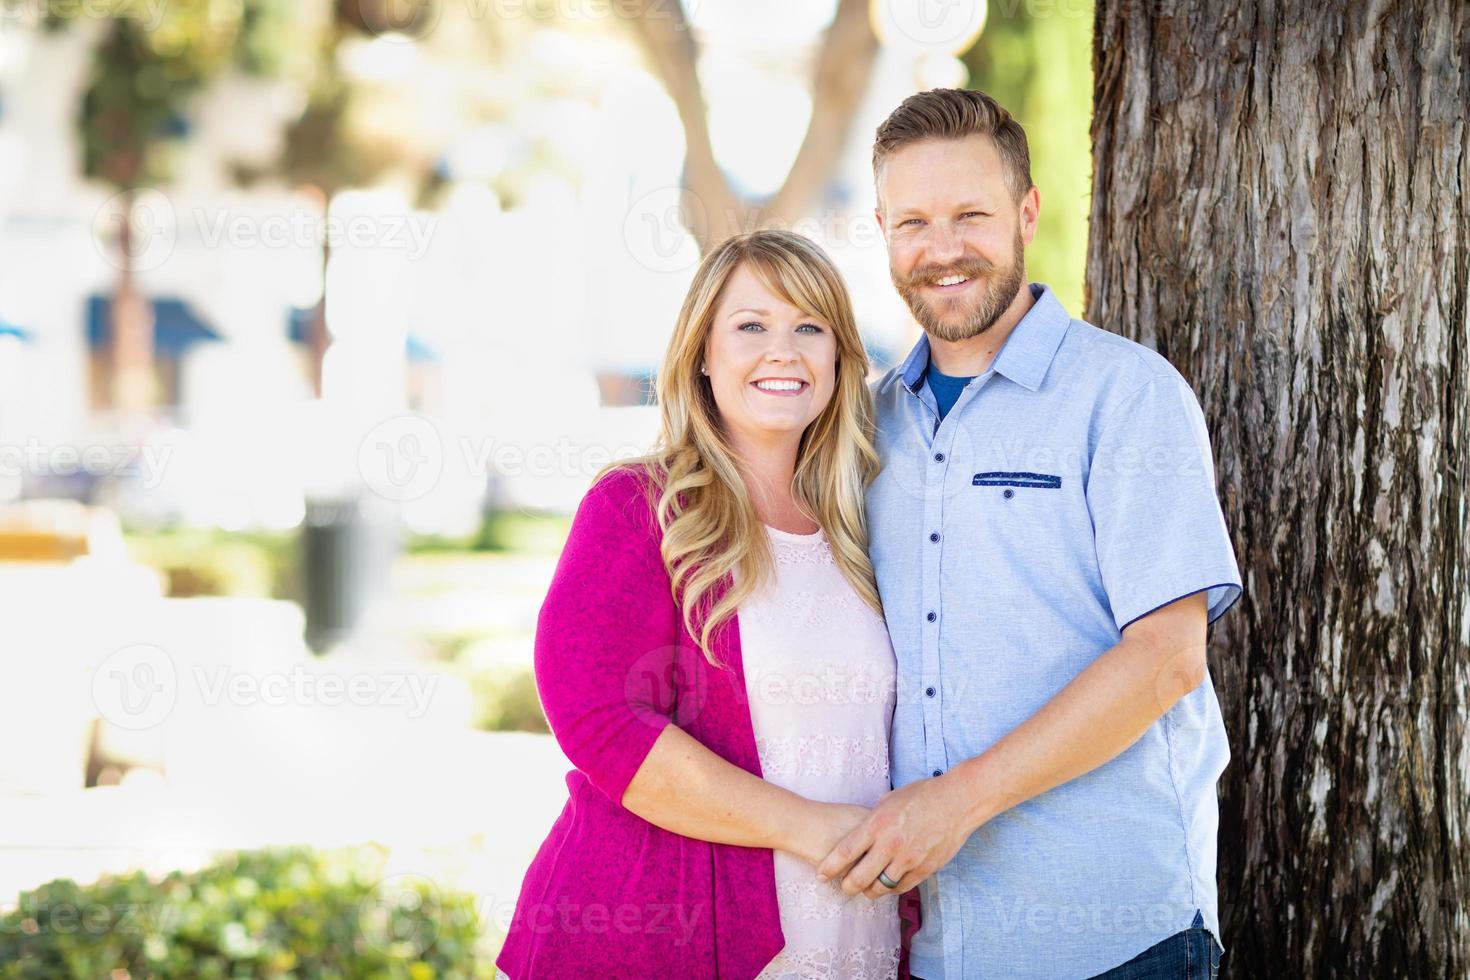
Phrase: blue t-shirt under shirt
[{"left": 923, "top": 365, "right": 975, "bottom": 421}]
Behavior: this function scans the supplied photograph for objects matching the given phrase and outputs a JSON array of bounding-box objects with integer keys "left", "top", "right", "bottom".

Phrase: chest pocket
[{"left": 972, "top": 471, "right": 1062, "bottom": 490}]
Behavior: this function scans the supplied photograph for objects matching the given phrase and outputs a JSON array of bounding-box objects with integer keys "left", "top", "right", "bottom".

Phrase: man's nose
[{"left": 924, "top": 221, "right": 965, "bottom": 263}]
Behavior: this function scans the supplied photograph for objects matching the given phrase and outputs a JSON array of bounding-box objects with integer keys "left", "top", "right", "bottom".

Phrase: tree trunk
[
  {"left": 1086, "top": 1, "right": 1470, "bottom": 974},
  {"left": 108, "top": 190, "right": 156, "bottom": 413},
  {"left": 309, "top": 235, "right": 332, "bottom": 399},
  {"left": 628, "top": 0, "right": 877, "bottom": 250}
]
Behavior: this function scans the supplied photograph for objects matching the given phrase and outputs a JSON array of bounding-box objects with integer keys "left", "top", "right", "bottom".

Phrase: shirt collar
[{"left": 896, "top": 283, "right": 1072, "bottom": 395}]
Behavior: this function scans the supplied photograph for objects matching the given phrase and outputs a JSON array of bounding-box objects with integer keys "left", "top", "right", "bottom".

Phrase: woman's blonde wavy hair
[{"left": 603, "top": 229, "right": 882, "bottom": 667}]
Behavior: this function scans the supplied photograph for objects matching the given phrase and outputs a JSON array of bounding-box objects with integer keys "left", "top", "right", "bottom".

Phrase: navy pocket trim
[{"left": 972, "top": 471, "right": 1062, "bottom": 489}]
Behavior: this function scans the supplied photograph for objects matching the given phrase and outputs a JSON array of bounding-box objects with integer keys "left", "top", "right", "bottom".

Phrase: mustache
[{"left": 897, "top": 258, "right": 994, "bottom": 289}]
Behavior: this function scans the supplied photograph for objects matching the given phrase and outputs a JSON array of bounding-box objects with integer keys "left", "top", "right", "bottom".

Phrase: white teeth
[
  {"left": 755, "top": 379, "right": 804, "bottom": 391},
  {"left": 935, "top": 275, "right": 969, "bottom": 286}
]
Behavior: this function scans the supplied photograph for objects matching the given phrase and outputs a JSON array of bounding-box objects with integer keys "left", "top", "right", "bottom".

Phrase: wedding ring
[{"left": 877, "top": 870, "right": 900, "bottom": 889}]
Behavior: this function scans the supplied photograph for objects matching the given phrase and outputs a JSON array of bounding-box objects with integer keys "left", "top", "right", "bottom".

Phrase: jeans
[
  {"left": 1087, "top": 910, "right": 1222, "bottom": 979},
  {"left": 909, "top": 911, "right": 1223, "bottom": 980}
]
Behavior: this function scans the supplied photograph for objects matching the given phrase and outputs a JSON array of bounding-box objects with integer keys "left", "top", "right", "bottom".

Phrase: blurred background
[{"left": 0, "top": 0, "right": 1091, "bottom": 973}]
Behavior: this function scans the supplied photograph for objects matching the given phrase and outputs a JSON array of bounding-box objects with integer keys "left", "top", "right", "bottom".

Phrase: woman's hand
[{"left": 784, "top": 801, "right": 872, "bottom": 867}]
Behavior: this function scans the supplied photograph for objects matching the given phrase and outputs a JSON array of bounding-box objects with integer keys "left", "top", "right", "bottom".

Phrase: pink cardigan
[{"left": 495, "top": 466, "right": 786, "bottom": 979}]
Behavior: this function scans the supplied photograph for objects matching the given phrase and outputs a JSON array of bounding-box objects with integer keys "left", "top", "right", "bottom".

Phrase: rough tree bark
[
  {"left": 627, "top": 0, "right": 877, "bottom": 250},
  {"left": 1087, "top": 1, "right": 1469, "bottom": 975}
]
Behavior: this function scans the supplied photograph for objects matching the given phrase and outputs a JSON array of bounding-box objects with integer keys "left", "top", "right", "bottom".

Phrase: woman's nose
[{"left": 764, "top": 337, "right": 799, "bottom": 362}]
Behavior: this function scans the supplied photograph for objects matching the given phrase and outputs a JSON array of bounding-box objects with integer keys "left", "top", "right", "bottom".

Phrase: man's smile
[{"left": 927, "top": 275, "right": 977, "bottom": 296}]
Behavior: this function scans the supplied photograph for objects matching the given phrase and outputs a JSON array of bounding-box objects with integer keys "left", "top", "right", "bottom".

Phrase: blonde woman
[{"left": 495, "top": 230, "right": 902, "bottom": 979}]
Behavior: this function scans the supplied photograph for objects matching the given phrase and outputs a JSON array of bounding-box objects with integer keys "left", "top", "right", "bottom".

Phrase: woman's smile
[{"left": 750, "top": 377, "right": 811, "bottom": 397}]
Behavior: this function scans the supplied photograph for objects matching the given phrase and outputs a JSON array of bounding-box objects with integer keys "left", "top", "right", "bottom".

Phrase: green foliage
[
  {"left": 0, "top": 845, "right": 495, "bottom": 979},
  {"left": 468, "top": 664, "right": 548, "bottom": 734},
  {"left": 124, "top": 527, "right": 298, "bottom": 600},
  {"left": 272, "top": 18, "right": 389, "bottom": 194},
  {"left": 234, "top": 0, "right": 315, "bottom": 78},
  {"left": 70, "top": 0, "right": 325, "bottom": 189},
  {"left": 964, "top": 1, "right": 1094, "bottom": 316},
  {"left": 470, "top": 511, "right": 571, "bottom": 555},
  {"left": 79, "top": 3, "right": 242, "bottom": 188},
  {"left": 406, "top": 511, "right": 571, "bottom": 555},
  {"left": 419, "top": 631, "right": 549, "bottom": 733}
]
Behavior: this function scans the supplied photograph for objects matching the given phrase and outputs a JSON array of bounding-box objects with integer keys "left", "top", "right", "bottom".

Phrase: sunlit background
[{"left": 0, "top": 0, "right": 1091, "bottom": 972}]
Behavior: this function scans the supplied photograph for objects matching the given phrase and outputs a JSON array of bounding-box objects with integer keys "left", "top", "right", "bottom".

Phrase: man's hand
[
  {"left": 814, "top": 773, "right": 974, "bottom": 898},
  {"left": 812, "top": 592, "right": 1211, "bottom": 901}
]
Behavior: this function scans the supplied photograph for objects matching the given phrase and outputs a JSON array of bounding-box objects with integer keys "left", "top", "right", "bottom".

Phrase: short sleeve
[
  {"left": 533, "top": 469, "right": 677, "bottom": 805},
  {"left": 1085, "top": 374, "right": 1242, "bottom": 632}
]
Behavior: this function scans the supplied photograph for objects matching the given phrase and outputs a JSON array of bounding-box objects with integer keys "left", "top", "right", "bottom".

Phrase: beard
[{"left": 891, "top": 229, "right": 1026, "bottom": 343}]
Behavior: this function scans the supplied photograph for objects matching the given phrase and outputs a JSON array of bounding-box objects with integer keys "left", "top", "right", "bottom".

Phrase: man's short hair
[{"left": 872, "top": 88, "right": 1033, "bottom": 204}]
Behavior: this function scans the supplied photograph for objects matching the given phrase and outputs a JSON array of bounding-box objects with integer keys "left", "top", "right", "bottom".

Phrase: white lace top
[{"left": 740, "top": 524, "right": 900, "bottom": 980}]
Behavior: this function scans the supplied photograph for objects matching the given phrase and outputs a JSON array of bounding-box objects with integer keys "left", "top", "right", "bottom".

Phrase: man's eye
[
  {"left": 900, "top": 219, "right": 922, "bottom": 228},
  {"left": 961, "top": 211, "right": 986, "bottom": 219}
]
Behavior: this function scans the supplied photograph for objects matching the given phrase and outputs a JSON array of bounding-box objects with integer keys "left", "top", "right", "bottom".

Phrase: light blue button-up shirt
[{"left": 867, "top": 284, "right": 1242, "bottom": 979}]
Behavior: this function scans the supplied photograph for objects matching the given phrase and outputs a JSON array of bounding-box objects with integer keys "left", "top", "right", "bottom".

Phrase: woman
[{"left": 494, "top": 230, "right": 901, "bottom": 979}]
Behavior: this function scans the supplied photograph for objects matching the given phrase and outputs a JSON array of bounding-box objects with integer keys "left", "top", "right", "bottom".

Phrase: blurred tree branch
[{"left": 627, "top": 0, "right": 877, "bottom": 251}]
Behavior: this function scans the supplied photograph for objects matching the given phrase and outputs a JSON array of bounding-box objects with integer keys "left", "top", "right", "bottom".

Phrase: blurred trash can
[{"left": 299, "top": 493, "right": 397, "bottom": 653}]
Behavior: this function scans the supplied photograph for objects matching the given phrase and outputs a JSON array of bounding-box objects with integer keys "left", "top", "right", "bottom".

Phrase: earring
[{"left": 700, "top": 366, "right": 709, "bottom": 376}]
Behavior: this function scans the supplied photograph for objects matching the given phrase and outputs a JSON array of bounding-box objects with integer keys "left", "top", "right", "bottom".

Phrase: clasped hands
[{"left": 792, "top": 774, "right": 974, "bottom": 900}]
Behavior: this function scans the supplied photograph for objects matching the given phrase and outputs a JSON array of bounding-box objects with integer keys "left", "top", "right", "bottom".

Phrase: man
[{"left": 814, "top": 88, "right": 1242, "bottom": 979}]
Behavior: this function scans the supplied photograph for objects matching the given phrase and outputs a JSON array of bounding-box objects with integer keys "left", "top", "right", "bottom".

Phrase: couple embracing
[{"left": 495, "top": 87, "right": 1241, "bottom": 980}]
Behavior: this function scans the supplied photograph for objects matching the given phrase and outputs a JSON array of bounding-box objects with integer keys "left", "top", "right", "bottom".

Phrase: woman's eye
[
  {"left": 739, "top": 322, "right": 764, "bottom": 332},
  {"left": 797, "top": 323, "right": 823, "bottom": 333}
]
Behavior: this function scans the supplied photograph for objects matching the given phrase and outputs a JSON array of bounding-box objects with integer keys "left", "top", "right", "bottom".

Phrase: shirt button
[
  {"left": 1003, "top": 488, "right": 1015, "bottom": 499},
  {"left": 929, "top": 532, "right": 940, "bottom": 542},
  {"left": 932, "top": 769, "right": 943, "bottom": 777},
  {"left": 926, "top": 611, "right": 936, "bottom": 622},
  {"left": 925, "top": 686, "right": 936, "bottom": 697},
  {"left": 933, "top": 452, "right": 945, "bottom": 462}
]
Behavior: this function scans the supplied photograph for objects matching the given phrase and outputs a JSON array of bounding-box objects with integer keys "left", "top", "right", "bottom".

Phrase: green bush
[
  {"left": 124, "top": 528, "right": 298, "bottom": 600},
  {"left": 0, "top": 845, "right": 495, "bottom": 979},
  {"left": 407, "top": 511, "right": 570, "bottom": 555},
  {"left": 468, "top": 664, "right": 549, "bottom": 734}
]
